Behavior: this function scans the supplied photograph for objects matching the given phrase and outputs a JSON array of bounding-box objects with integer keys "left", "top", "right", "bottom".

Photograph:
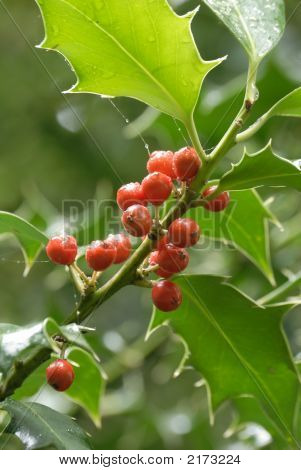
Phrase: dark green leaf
[
  {"left": 149, "top": 275, "right": 300, "bottom": 448},
  {"left": 0, "top": 399, "right": 91, "bottom": 449},
  {"left": 0, "top": 211, "right": 48, "bottom": 276},
  {"left": 202, "top": 0, "right": 285, "bottom": 64},
  {"left": 218, "top": 143, "right": 301, "bottom": 192},
  {"left": 36, "top": 0, "right": 222, "bottom": 123}
]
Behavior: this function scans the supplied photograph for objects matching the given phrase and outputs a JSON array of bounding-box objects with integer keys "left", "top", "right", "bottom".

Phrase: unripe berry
[
  {"left": 86, "top": 240, "right": 116, "bottom": 271},
  {"left": 203, "top": 186, "right": 230, "bottom": 212},
  {"left": 46, "top": 359, "right": 75, "bottom": 392},
  {"left": 122, "top": 204, "right": 152, "bottom": 237},
  {"left": 157, "top": 244, "right": 189, "bottom": 273},
  {"left": 168, "top": 218, "right": 200, "bottom": 248},
  {"left": 173, "top": 147, "right": 200, "bottom": 181},
  {"left": 117, "top": 182, "right": 146, "bottom": 211},
  {"left": 152, "top": 280, "right": 182, "bottom": 312},
  {"left": 149, "top": 250, "right": 173, "bottom": 278},
  {"left": 106, "top": 233, "right": 131, "bottom": 264},
  {"left": 147, "top": 150, "right": 176, "bottom": 179},
  {"left": 141, "top": 172, "right": 172, "bottom": 206},
  {"left": 46, "top": 235, "right": 77, "bottom": 266}
]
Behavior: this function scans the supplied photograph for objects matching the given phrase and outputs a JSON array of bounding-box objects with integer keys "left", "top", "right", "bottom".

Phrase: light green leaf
[
  {"left": 188, "top": 189, "right": 275, "bottom": 283},
  {"left": 0, "top": 211, "right": 48, "bottom": 276},
  {"left": 0, "top": 319, "right": 98, "bottom": 384},
  {"left": 65, "top": 347, "right": 106, "bottom": 427},
  {"left": 218, "top": 143, "right": 301, "bottom": 192},
  {"left": 0, "top": 409, "right": 11, "bottom": 434},
  {"left": 202, "top": 0, "right": 285, "bottom": 64},
  {"left": 36, "top": 0, "right": 222, "bottom": 123},
  {"left": 237, "top": 87, "right": 301, "bottom": 141},
  {"left": 149, "top": 275, "right": 301, "bottom": 448},
  {"left": 0, "top": 399, "right": 91, "bottom": 449}
]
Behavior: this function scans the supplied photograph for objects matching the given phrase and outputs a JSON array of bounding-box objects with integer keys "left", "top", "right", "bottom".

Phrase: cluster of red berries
[{"left": 46, "top": 147, "right": 230, "bottom": 313}]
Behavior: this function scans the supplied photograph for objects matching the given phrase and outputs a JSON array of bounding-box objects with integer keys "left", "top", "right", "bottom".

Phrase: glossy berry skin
[
  {"left": 157, "top": 244, "right": 189, "bottom": 274},
  {"left": 147, "top": 150, "right": 176, "bottom": 179},
  {"left": 46, "top": 235, "right": 77, "bottom": 266},
  {"left": 154, "top": 234, "right": 168, "bottom": 251},
  {"left": 203, "top": 186, "right": 230, "bottom": 212},
  {"left": 122, "top": 204, "right": 152, "bottom": 237},
  {"left": 117, "top": 182, "right": 146, "bottom": 211},
  {"left": 86, "top": 240, "right": 116, "bottom": 271},
  {"left": 106, "top": 233, "right": 131, "bottom": 264},
  {"left": 152, "top": 280, "right": 182, "bottom": 312},
  {"left": 141, "top": 172, "right": 172, "bottom": 206},
  {"left": 168, "top": 218, "right": 200, "bottom": 248},
  {"left": 149, "top": 251, "right": 173, "bottom": 279},
  {"left": 173, "top": 147, "right": 200, "bottom": 181},
  {"left": 46, "top": 359, "right": 75, "bottom": 392}
]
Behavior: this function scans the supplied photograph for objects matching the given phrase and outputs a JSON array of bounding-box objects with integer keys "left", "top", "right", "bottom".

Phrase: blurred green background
[{"left": 1, "top": 0, "right": 301, "bottom": 450}]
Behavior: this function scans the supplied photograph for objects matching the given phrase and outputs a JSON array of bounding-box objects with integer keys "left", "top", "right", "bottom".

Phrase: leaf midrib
[
  {"left": 181, "top": 280, "right": 298, "bottom": 446},
  {"left": 57, "top": 0, "right": 185, "bottom": 119}
]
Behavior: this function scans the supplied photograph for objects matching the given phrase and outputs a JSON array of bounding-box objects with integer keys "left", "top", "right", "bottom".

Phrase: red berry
[
  {"left": 149, "top": 251, "right": 173, "bottom": 278},
  {"left": 157, "top": 244, "right": 189, "bottom": 273},
  {"left": 107, "top": 233, "right": 131, "bottom": 264},
  {"left": 152, "top": 280, "right": 182, "bottom": 312},
  {"left": 168, "top": 218, "right": 200, "bottom": 248},
  {"left": 46, "top": 359, "right": 75, "bottom": 392},
  {"left": 141, "top": 172, "right": 172, "bottom": 206},
  {"left": 203, "top": 186, "right": 230, "bottom": 212},
  {"left": 147, "top": 151, "right": 176, "bottom": 179},
  {"left": 46, "top": 235, "right": 77, "bottom": 265},
  {"left": 173, "top": 147, "right": 200, "bottom": 181},
  {"left": 86, "top": 240, "right": 116, "bottom": 271},
  {"left": 117, "top": 182, "right": 146, "bottom": 211},
  {"left": 122, "top": 204, "right": 152, "bottom": 237}
]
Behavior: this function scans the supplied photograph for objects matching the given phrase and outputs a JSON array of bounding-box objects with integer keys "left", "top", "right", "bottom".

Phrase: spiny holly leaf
[
  {"left": 13, "top": 348, "right": 106, "bottom": 428},
  {"left": 237, "top": 87, "right": 301, "bottom": 141},
  {"left": 149, "top": 275, "right": 301, "bottom": 448},
  {"left": 36, "top": 0, "right": 222, "bottom": 123},
  {"left": 188, "top": 189, "right": 276, "bottom": 283},
  {"left": 218, "top": 143, "right": 301, "bottom": 192},
  {"left": 202, "top": 0, "right": 285, "bottom": 64},
  {"left": 0, "top": 211, "right": 48, "bottom": 276},
  {"left": 0, "top": 399, "right": 91, "bottom": 450},
  {"left": 0, "top": 319, "right": 98, "bottom": 383}
]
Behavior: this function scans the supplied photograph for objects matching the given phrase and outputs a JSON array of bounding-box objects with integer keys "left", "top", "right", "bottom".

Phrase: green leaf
[
  {"left": 0, "top": 211, "right": 48, "bottom": 276},
  {"left": 0, "top": 399, "right": 91, "bottom": 449},
  {"left": 218, "top": 143, "right": 301, "bottom": 192},
  {"left": 237, "top": 87, "right": 301, "bottom": 141},
  {"left": 0, "top": 319, "right": 98, "bottom": 383},
  {"left": 36, "top": 0, "right": 222, "bottom": 123},
  {"left": 0, "top": 409, "right": 11, "bottom": 434},
  {"left": 149, "top": 275, "right": 301, "bottom": 448},
  {"left": 65, "top": 347, "right": 106, "bottom": 427},
  {"left": 188, "top": 189, "right": 275, "bottom": 283},
  {"left": 202, "top": 0, "right": 285, "bottom": 64}
]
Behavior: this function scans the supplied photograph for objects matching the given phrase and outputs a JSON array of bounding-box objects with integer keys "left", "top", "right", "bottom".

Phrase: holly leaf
[
  {"left": 65, "top": 347, "right": 106, "bottom": 427},
  {"left": 149, "top": 275, "right": 301, "bottom": 448},
  {"left": 0, "top": 211, "right": 48, "bottom": 276},
  {"left": 0, "top": 399, "right": 91, "bottom": 450},
  {"left": 218, "top": 143, "right": 301, "bottom": 192},
  {"left": 188, "top": 189, "right": 275, "bottom": 283},
  {"left": 237, "top": 87, "right": 301, "bottom": 141},
  {"left": 36, "top": 0, "right": 222, "bottom": 123},
  {"left": 202, "top": 0, "right": 285, "bottom": 64}
]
